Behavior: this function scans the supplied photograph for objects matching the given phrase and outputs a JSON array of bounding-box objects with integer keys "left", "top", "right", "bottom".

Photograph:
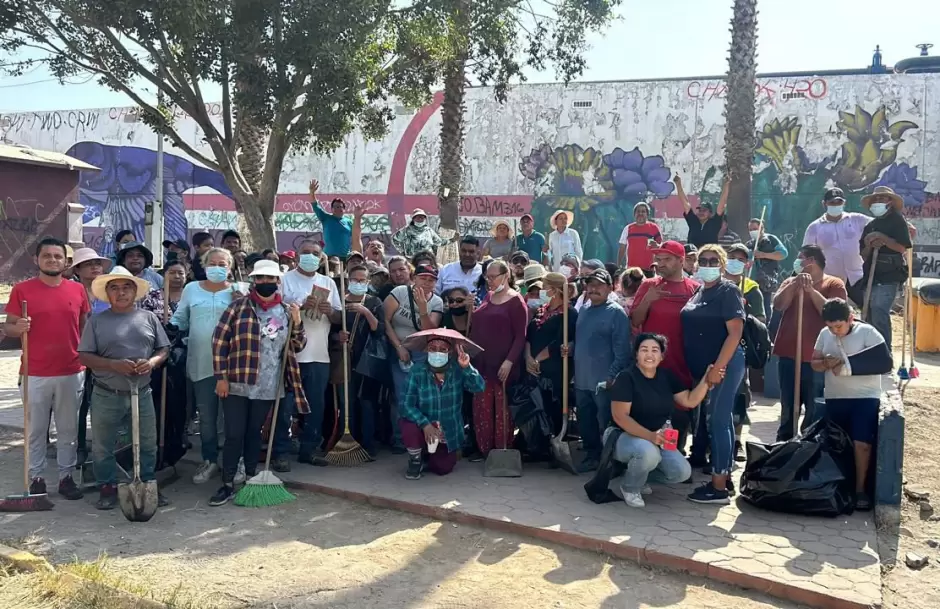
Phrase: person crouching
[
  {"left": 78, "top": 267, "right": 171, "bottom": 510},
  {"left": 209, "top": 260, "right": 306, "bottom": 506},
  {"left": 398, "top": 334, "right": 485, "bottom": 480}
]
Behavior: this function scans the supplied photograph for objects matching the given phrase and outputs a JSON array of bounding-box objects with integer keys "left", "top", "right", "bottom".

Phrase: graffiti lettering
[
  {"left": 459, "top": 196, "right": 525, "bottom": 216},
  {"left": 0, "top": 112, "right": 35, "bottom": 134},
  {"left": 914, "top": 252, "right": 940, "bottom": 278},
  {"left": 686, "top": 78, "right": 827, "bottom": 102},
  {"left": 0, "top": 216, "right": 39, "bottom": 233}
]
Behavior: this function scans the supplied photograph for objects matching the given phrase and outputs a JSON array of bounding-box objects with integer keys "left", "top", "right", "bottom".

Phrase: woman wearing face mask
[
  {"left": 524, "top": 272, "right": 577, "bottom": 436},
  {"left": 334, "top": 264, "right": 385, "bottom": 458},
  {"left": 442, "top": 287, "right": 473, "bottom": 336},
  {"left": 209, "top": 260, "right": 306, "bottom": 506},
  {"left": 468, "top": 260, "right": 528, "bottom": 457},
  {"left": 391, "top": 208, "right": 458, "bottom": 258},
  {"left": 171, "top": 248, "right": 242, "bottom": 485},
  {"left": 679, "top": 244, "right": 746, "bottom": 505}
]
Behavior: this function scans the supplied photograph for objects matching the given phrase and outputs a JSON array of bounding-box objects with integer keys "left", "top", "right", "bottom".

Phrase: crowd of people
[{"left": 4, "top": 176, "right": 911, "bottom": 514}]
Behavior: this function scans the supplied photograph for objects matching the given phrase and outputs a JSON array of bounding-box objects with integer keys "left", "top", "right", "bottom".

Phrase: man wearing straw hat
[
  {"left": 858, "top": 186, "right": 912, "bottom": 351},
  {"left": 5, "top": 237, "right": 91, "bottom": 501},
  {"left": 77, "top": 266, "right": 170, "bottom": 510},
  {"left": 547, "top": 210, "right": 582, "bottom": 272}
]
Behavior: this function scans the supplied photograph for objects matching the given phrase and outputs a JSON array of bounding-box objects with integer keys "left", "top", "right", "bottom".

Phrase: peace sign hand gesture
[{"left": 456, "top": 345, "right": 471, "bottom": 368}]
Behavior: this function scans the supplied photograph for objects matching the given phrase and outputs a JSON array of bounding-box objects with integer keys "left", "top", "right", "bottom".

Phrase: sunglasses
[
  {"left": 447, "top": 298, "right": 467, "bottom": 305},
  {"left": 698, "top": 257, "right": 722, "bottom": 267}
]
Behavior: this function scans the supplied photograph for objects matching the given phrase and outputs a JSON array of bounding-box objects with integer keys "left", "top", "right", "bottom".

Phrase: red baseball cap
[
  {"left": 279, "top": 250, "right": 297, "bottom": 260},
  {"left": 650, "top": 240, "right": 685, "bottom": 259}
]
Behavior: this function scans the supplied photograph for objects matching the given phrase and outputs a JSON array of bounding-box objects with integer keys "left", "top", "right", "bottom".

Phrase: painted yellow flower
[
  {"left": 833, "top": 105, "right": 918, "bottom": 190},
  {"left": 524, "top": 144, "right": 615, "bottom": 211},
  {"left": 756, "top": 117, "right": 802, "bottom": 171}
]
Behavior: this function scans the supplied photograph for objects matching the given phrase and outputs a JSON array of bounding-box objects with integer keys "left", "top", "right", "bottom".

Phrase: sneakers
[
  {"left": 29, "top": 477, "right": 47, "bottom": 495},
  {"left": 96, "top": 484, "right": 117, "bottom": 510},
  {"left": 623, "top": 492, "right": 646, "bottom": 508},
  {"left": 234, "top": 459, "right": 246, "bottom": 485},
  {"left": 687, "top": 482, "right": 731, "bottom": 505},
  {"left": 734, "top": 441, "right": 746, "bottom": 462},
  {"left": 641, "top": 485, "right": 653, "bottom": 496},
  {"left": 272, "top": 457, "right": 291, "bottom": 473},
  {"left": 192, "top": 461, "right": 219, "bottom": 484},
  {"left": 404, "top": 454, "right": 423, "bottom": 480},
  {"left": 209, "top": 485, "right": 235, "bottom": 507},
  {"left": 58, "top": 475, "right": 83, "bottom": 500}
]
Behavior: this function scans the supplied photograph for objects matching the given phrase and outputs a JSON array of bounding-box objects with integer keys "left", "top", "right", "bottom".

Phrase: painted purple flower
[
  {"left": 603, "top": 147, "right": 675, "bottom": 198},
  {"left": 877, "top": 162, "right": 927, "bottom": 207},
  {"left": 519, "top": 144, "right": 552, "bottom": 181}
]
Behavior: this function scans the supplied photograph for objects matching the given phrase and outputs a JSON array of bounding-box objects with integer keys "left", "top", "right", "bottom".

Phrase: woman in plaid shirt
[{"left": 399, "top": 332, "right": 485, "bottom": 480}]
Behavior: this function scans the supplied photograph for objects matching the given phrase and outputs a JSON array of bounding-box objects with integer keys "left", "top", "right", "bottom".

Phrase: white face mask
[
  {"left": 870, "top": 203, "right": 889, "bottom": 217},
  {"left": 826, "top": 204, "right": 844, "bottom": 217},
  {"left": 725, "top": 260, "right": 746, "bottom": 276},
  {"left": 560, "top": 266, "right": 573, "bottom": 278},
  {"left": 413, "top": 219, "right": 427, "bottom": 228},
  {"left": 749, "top": 230, "right": 761, "bottom": 241}
]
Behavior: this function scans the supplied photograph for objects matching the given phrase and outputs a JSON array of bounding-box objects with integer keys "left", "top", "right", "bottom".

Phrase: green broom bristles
[
  {"left": 234, "top": 470, "right": 295, "bottom": 507},
  {"left": 326, "top": 433, "right": 371, "bottom": 466}
]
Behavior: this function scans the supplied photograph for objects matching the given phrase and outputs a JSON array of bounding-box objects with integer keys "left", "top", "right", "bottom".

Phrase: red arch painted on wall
[{"left": 385, "top": 91, "right": 444, "bottom": 231}]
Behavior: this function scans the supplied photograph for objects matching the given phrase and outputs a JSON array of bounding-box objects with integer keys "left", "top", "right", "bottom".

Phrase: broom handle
[
  {"left": 262, "top": 315, "right": 297, "bottom": 471},
  {"left": 21, "top": 301, "right": 30, "bottom": 492},
  {"left": 900, "top": 252, "right": 909, "bottom": 367},
  {"left": 748, "top": 205, "right": 767, "bottom": 280},
  {"left": 159, "top": 285, "right": 169, "bottom": 462},
  {"left": 861, "top": 246, "right": 880, "bottom": 321},
  {"left": 561, "top": 282, "right": 569, "bottom": 431},
  {"left": 908, "top": 248, "right": 916, "bottom": 365},
  {"left": 793, "top": 290, "right": 804, "bottom": 439},
  {"left": 339, "top": 260, "right": 351, "bottom": 434}
]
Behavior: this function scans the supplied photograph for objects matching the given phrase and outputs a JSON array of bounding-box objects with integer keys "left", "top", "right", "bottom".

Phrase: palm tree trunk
[
  {"left": 723, "top": 0, "right": 759, "bottom": 238},
  {"left": 437, "top": 0, "right": 470, "bottom": 232}
]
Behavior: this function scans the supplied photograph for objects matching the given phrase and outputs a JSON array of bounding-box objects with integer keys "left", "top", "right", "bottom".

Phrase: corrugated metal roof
[{"left": 0, "top": 143, "right": 100, "bottom": 172}]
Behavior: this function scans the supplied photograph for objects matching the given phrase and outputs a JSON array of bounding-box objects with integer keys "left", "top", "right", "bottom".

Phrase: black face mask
[
  {"left": 449, "top": 306, "right": 467, "bottom": 316},
  {"left": 254, "top": 283, "right": 278, "bottom": 297}
]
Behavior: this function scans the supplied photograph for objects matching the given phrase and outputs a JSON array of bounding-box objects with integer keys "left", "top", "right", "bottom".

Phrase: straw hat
[
  {"left": 542, "top": 272, "right": 567, "bottom": 290},
  {"left": 861, "top": 186, "right": 904, "bottom": 211},
  {"left": 522, "top": 263, "right": 546, "bottom": 285},
  {"left": 91, "top": 266, "right": 150, "bottom": 302},
  {"left": 70, "top": 247, "right": 112, "bottom": 271},
  {"left": 550, "top": 210, "right": 574, "bottom": 228},
  {"left": 249, "top": 259, "right": 284, "bottom": 278},
  {"left": 490, "top": 219, "right": 512, "bottom": 237}
]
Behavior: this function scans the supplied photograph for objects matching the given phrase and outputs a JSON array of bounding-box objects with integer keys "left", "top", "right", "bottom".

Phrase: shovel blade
[
  {"left": 118, "top": 480, "right": 158, "bottom": 522},
  {"left": 550, "top": 438, "right": 579, "bottom": 475},
  {"left": 483, "top": 449, "right": 523, "bottom": 478}
]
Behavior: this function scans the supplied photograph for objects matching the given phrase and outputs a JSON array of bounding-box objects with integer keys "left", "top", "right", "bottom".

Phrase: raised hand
[
  {"left": 308, "top": 179, "right": 320, "bottom": 198},
  {"left": 456, "top": 345, "right": 471, "bottom": 368}
]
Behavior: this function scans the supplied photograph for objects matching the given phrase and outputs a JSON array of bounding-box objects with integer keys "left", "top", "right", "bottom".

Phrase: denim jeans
[
  {"left": 221, "top": 395, "right": 270, "bottom": 484},
  {"left": 606, "top": 428, "right": 692, "bottom": 494},
  {"left": 776, "top": 357, "right": 825, "bottom": 441},
  {"left": 575, "top": 387, "right": 612, "bottom": 461},
  {"left": 91, "top": 385, "right": 157, "bottom": 486},
  {"left": 866, "top": 282, "right": 899, "bottom": 351},
  {"left": 337, "top": 372, "right": 376, "bottom": 453},
  {"left": 389, "top": 350, "right": 427, "bottom": 448},
  {"left": 191, "top": 377, "right": 221, "bottom": 463},
  {"left": 704, "top": 347, "right": 746, "bottom": 476},
  {"left": 274, "top": 362, "right": 330, "bottom": 459}
]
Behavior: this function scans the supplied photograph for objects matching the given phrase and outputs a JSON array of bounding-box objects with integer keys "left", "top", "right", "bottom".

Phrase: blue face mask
[
  {"left": 427, "top": 352, "right": 449, "bottom": 368},
  {"left": 348, "top": 282, "right": 368, "bottom": 296},
  {"left": 725, "top": 260, "right": 746, "bottom": 276},
  {"left": 696, "top": 267, "right": 721, "bottom": 283},
  {"left": 793, "top": 258, "right": 805, "bottom": 273},
  {"left": 299, "top": 253, "right": 320, "bottom": 273},
  {"left": 206, "top": 266, "right": 228, "bottom": 283},
  {"left": 870, "top": 203, "right": 888, "bottom": 217}
]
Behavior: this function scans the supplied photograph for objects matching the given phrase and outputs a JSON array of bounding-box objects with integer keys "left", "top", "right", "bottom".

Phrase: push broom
[
  {"left": 0, "top": 302, "right": 54, "bottom": 512},
  {"left": 905, "top": 248, "right": 920, "bottom": 379},
  {"left": 326, "top": 262, "right": 370, "bottom": 466},
  {"left": 234, "top": 315, "right": 297, "bottom": 508}
]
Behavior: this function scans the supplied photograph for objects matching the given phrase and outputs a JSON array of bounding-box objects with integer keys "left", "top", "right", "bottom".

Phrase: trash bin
[{"left": 912, "top": 280, "right": 940, "bottom": 353}]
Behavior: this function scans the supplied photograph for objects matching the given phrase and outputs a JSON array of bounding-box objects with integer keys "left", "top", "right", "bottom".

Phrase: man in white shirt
[
  {"left": 802, "top": 188, "right": 870, "bottom": 288},
  {"left": 547, "top": 210, "right": 582, "bottom": 271},
  {"left": 435, "top": 236, "right": 482, "bottom": 295},
  {"left": 273, "top": 238, "right": 342, "bottom": 469}
]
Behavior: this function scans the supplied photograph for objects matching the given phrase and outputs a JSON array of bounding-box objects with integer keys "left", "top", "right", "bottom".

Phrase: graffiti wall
[{"left": 1, "top": 72, "right": 939, "bottom": 274}]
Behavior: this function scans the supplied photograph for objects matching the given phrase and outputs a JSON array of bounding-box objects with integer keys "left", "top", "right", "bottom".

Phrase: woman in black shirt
[{"left": 607, "top": 333, "right": 714, "bottom": 509}]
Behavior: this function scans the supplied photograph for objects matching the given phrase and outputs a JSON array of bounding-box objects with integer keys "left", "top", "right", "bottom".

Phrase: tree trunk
[
  {"left": 232, "top": 191, "right": 277, "bottom": 250},
  {"left": 437, "top": 2, "right": 469, "bottom": 231},
  {"left": 723, "top": 0, "right": 759, "bottom": 238}
]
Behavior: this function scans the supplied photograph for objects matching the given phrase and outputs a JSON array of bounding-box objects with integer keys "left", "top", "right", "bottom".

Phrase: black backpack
[{"left": 742, "top": 314, "right": 772, "bottom": 369}]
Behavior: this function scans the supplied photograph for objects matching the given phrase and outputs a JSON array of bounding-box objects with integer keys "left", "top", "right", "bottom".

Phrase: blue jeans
[
  {"left": 191, "top": 377, "right": 221, "bottom": 463},
  {"left": 867, "top": 282, "right": 899, "bottom": 351},
  {"left": 703, "top": 348, "right": 746, "bottom": 477},
  {"left": 338, "top": 373, "right": 376, "bottom": 453},
  {"left": 91, "top": 385, "right": 157, "bottom": 486},
  {"left": 389, "top": 350, "right": 427, "bottom": 448},
  {"left": 776, "top": 357, "right": 825, "bottom": 441},
  {"left": 607, "top": 429, "right": 692, "bottom": 493},
  {"left": 273, "top": 362, "right": 330, "bottom": 459},
  {"left": 575, "top": 387, "right": 612, "bottom": 461}
]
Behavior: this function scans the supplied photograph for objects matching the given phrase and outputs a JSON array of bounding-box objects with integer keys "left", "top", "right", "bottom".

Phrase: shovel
[
  {"left": 550, "top": 282, "right": 577, "bottom": 474},
  {"left": 483, "top": 381, "right": 522, "bottom": 477},
  {"left": 118, "top": 379, "right": 158, "bottom": 522}
]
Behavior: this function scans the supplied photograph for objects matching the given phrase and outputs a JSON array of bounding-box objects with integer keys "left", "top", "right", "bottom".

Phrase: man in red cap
[
  {"left": 630, "top": 240, "right": 700, "bottom": 451},
  {"left": 279, "top": 250, "right": 297, "bottom": 272}
]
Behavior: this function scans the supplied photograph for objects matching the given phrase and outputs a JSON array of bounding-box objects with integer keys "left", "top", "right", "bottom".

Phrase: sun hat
[
  {"left": 522, "top": 263, "right": 546, "bottom": 285},
  {"left": 65, "top": 245, "right": 74, "bottom": 259},
  {"left": 490, "top": 220, "right": 512, "bottom": 237},
  {"left": 249, "top": 259, "right": 284, "bottom": 278},
  {"left": 115, "top": 241, "right": 154, "bottom": 268},
  {"left": 70, "top": 247, "right": 112, "bottom": 270},
  {"left": 861, "top": 186, "right": 904, "bottom": 211},
  {"left": 411, "top": 208, "right": 429, "bottom": 221},
  {"left": 91, "top": 266, "right": 150, "bottom": 302},
  {"left": 550, "top": 209, "right": 574, "bottom": 227},
  {"left": 542, "top": 272, "right": 567, "bottom": 290}
]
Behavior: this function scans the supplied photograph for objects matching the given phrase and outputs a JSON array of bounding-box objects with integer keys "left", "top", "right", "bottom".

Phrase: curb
[
  {"left": 285, "top": 479, "right": 877, "bottom": 609},
  {"left": 0, "top": 543, "right": 53, "bottom": 572}
]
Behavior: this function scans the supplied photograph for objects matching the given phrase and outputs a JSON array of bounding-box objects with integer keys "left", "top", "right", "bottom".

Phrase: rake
[{"left": 326, "top": 261, "right": 370, "bottom": 466}]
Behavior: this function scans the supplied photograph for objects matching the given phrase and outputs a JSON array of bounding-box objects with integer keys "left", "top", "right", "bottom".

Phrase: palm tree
[
  {"left": 437, "top": 0, "right": 470, "bottom": 232},
  {"left": 723, "top": 0, "right": 759, "bottom": 238}
]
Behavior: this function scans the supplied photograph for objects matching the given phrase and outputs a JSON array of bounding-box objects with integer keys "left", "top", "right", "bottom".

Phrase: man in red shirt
[
  {"left": 4, "top": 237, "right": 90, "bottom": 500},
  {"left": 630, "top": 240, "right": 700, "bottom": 451},
  {"left": 617, "top": 203, "right": 662, "bottom": 272}
]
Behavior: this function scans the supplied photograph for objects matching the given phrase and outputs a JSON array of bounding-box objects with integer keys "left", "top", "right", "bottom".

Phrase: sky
[{"left": 0, "top": 0, "right": 938, "bottom": 113}]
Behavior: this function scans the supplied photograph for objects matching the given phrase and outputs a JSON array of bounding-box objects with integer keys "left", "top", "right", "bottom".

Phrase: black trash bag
[
  {"left": 508, "top": 374, "right": 552, "bottom": 456},
  {"left": 740, "top": 418, "right": 856, "bottom": 517},
  {"left": 583, "top": 427, "right": 625, "bottom": 504}
]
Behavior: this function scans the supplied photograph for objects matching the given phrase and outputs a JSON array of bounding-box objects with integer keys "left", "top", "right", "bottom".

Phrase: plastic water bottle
[
  {"left": 399, "top": 359, "right": 413, "bottom": 373},
  {"left": 427, "top": 421, "right": 442, "bottom": 453},
  {"left": 662, "top": 419, "right": 679, "bottom": 451}
]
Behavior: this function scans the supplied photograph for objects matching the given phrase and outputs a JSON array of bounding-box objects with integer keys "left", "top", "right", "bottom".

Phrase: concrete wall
[{"left": 1, "top": 73, "right": 938, "bottom": 274}]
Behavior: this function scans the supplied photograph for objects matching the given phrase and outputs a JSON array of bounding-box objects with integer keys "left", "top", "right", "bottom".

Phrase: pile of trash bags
[{"left": 740, "top": 418, "right": 856, "bottom": 517}]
